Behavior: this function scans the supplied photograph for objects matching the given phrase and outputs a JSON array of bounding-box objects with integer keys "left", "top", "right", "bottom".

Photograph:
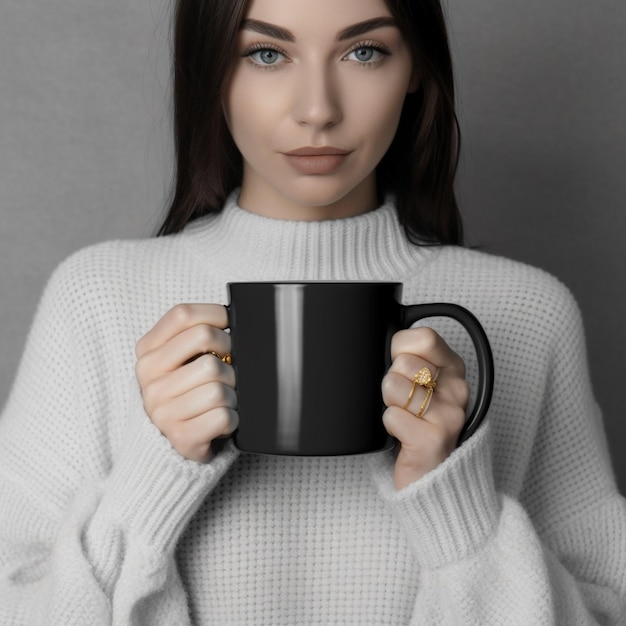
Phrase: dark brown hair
[{"left": 158, "top": 0, "right": 462, "bottom": 245}]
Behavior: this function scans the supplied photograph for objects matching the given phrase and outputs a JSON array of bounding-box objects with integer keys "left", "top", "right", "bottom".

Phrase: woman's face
[{"left": 223, "top": 0, "right": 417, "bottom": 220}]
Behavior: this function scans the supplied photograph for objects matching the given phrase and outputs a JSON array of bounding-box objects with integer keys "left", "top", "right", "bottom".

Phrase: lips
[
  {"left": 282, "top": 146, "right": 351, "bottom": 174},
  {"left": 284, "top": 146, "right": 350, "bottom": 156}
]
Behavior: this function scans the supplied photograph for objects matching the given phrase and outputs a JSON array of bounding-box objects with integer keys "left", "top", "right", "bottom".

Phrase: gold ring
[
  {"left": 403, "top": 367, "right": 437, "bottom": 419},
  {"left": 209, "top": 351, "right": 232, "bottom": 365}
]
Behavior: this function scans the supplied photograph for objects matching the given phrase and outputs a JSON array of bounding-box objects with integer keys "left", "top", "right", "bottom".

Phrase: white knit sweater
[{"left": 1, "top": 193, "right": 625, "bottom": 625}]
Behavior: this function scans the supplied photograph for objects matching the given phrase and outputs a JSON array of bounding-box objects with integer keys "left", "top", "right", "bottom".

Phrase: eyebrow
[
  {"left": 240, "top": 17, "right": 398, "bottom": 43},
  {"left": 336, "top": 17, "right": 398, "bottom": 41},
  {"left": 241, "top": 19, "right": 295, "bottom": 42}
]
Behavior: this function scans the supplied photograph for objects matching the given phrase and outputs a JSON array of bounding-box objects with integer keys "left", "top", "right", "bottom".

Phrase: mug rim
[{"left": 228, "top": 281, "right": 403, "bottom": 286}]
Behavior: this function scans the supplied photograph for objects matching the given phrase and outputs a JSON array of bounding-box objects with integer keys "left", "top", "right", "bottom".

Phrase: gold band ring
[
  {"left": 209, "top": 351, "right": 232, "bottom": 365},
  {"left": 403, "top": 367, "right": 437, "bottom": 419}
]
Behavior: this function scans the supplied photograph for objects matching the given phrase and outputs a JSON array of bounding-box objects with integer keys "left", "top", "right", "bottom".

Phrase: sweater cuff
[
  {"left": 107, "top": 413, "right": 237, "bottom": 548},
  {"left": 369, "top": 421, "right": 501, "bottom": 569},
  {"left": 85, "top": 395, "right": 239, "bottom": 580}
]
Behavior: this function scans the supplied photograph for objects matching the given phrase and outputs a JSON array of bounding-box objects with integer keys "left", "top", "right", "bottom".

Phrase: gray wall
[{"left": 1, "top": 2, "right": 625, "bottom": 492}]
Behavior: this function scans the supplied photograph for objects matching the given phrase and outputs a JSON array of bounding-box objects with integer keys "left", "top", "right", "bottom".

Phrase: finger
[
  {"left": 136, "top": 303, "right": 229, "bottom": 357},
  {"left": 150, "top": 382, "right": 238, "bottom": 428},
  {"left": 136, "top": 324, "right": 232, "bottom": 385},
  {"left": 391, "top": 327, "right": 465, "bottom": 378},
  {"left": 383, "top": 405, "right": 456, "bottom": 481},
  {"left": 387, "top": 353, "right": 439, "bottom": 383},
  {"left": 382, "top": 370, "right": 434, "bottom": 417},
  {"left": 383, "top": 404, "right": 438, "bottom": 448},
  {"left": 382, "top": 369, "right": 469, "bottom": 422},
  {"left": 167, "top": 407, "right": 239, "bottom": 463},
  {"left": 387, "top": 353, "right": 469, "bottom": 407},
  {"left": 141, "top": 354, "right": 236, "bottom": 414},
  {"left": 383, "top": 401, "right": 463, "bottom": 451}
]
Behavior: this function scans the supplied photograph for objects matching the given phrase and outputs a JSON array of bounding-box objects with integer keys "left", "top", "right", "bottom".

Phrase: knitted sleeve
[
  {"left": 370, "top": 279, "right": 626, "bottom": 624},
  {"left": 0, "top": 256, "right": 238, "bottom": 624}
]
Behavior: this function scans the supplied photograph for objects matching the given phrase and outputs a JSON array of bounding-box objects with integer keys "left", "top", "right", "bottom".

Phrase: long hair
[{"left": 158, "top": 0, "right": 462, "bottom": 245}]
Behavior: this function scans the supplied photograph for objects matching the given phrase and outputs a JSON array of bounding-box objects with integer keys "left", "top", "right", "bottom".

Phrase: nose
[{"left": 292, "top": 63, "right": 342, "bottom": 129}]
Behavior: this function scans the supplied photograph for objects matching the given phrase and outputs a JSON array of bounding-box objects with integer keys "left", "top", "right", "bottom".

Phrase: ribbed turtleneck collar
[{"left": 183, "top": 190, "right": 437, "bottom": 281}]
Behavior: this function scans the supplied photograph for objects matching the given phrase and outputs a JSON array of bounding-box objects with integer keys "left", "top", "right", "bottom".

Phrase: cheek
[
  {"left": 345, "top": 70, "right": 411, "bottom": 144},
  {"left": 224, "top": 99, "right": 259, "bottom": 157},
  {"left": 225, "top": 75, "right": 282, "bottom": 151},
  {"left": 354, "top": 90, "right": 407, "bottom": 156},
  {"left": 225, "top": 69, "right": 260, "bottom": 127}
]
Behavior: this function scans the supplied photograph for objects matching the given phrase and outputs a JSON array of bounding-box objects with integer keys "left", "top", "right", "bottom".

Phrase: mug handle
[{"left": 401, "top": 303, "right": 494, "bottom": 445}]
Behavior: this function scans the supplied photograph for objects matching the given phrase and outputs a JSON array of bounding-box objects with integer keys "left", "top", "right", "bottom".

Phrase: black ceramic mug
[{"left": 226, "top": 282, "right": 493, "bottom": 456}]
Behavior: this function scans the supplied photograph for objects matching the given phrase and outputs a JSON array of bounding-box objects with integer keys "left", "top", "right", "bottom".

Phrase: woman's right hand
[{"left": 135, "top": 303, "right": 238, "bottom": 463}]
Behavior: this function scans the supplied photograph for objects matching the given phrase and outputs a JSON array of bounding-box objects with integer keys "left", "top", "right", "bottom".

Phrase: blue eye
[
  {"left": 249, "top": 48, "right": 285, "bottom": 66},
  {"left": 346, "top": 46, "right": 385, "bottom": 64}
]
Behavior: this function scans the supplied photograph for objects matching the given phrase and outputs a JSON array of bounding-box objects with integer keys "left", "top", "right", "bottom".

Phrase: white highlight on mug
[{"left": 275, "top": 285, "right": 305, "bottom": 450}]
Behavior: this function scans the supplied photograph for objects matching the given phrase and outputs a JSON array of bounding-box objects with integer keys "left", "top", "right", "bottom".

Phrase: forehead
[{"left": 242, "top": 0, "right": 395, "bottom": 39}]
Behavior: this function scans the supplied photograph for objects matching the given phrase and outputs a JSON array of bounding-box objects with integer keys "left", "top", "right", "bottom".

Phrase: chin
[{"left": 284, "top": 176, "right": 373, "bottom": 210}]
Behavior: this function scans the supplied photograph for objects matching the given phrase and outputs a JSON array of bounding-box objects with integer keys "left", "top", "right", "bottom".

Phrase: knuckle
[
  {"left": 381, "top": 407, "right": 393, "bottom": 431},
  {"left": 168, "top": 425, "right": 189, "bottom": 451},
  {"left": 390, "top": 329, "right": 419, "bottom": 356},
  {"left": 214, "top": 407, "right": 238, "bottom": 436},
  {"left": 380, "top": 374, "right": 393, "bottom": 398},
  {"left": 140, "top": 381, "right": 159, "bottom": 413},
  {"left": 417, "top": 326, "right": 439, "bottom": 351},
  {"left": 226, "top": 409, "right": 240, "bottom": 434},
  {"left": 224, "top": 364, "right": 237, "bottom": 388},
  {"left": 194, "top": 324, "right": 216, "bottom": 353},
  {"left": 134, "top": 357, "right": 150, "bottom": 385},
  {"left": 382, "top": 405, "right": 402, "bottom": 430},
  {"left": 381, "top": 373, "right": 402, "bottom": 404},
  {"left": 205, "top": 381, "right": 227, "bottom": 405},
  {"left": 390, "top": 329, "right": 409, "bottom": 349},
  {"left": 392, "top": 353, "right": 415, "bottom": 372},
  {"left": 456, "top": 379, "right": 471, "bottom": 406},
  {"left": 210, "top": 304, "right": 229, "bottom": 328},
  {"left": 169, "top": 303, "right": 194, "bottom": 326},
  {"left": 135, "top": 335, "right": 147, "bottom": 359},
  {"left": 149, "top": 403, "right": 170, "bottom": 427},
  {"left": 197, "top": 353, "right": 221, "bottom": 380}
]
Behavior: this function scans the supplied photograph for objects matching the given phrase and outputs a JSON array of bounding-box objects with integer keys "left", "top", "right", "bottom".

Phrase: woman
[{"left": 1, "top": 0, "right": 624, "bottom": 623}]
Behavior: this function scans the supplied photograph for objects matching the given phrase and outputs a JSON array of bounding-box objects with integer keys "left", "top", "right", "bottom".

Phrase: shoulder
[
  {"left": 53, "top": 235, "right": 180, "bottom": 277},
  {"left": 425, "top": 246, "right": 583, "bottom": 339},
  {"left": 47, "top": 234, "right": 189, "bottom": 298},
  {"left": 435, "top": 245, "right": 564, "bottom": 289},
  {"left": 436, "top": 245, "right": 577, "bottom": 303},
  {"left": 38, "top": 234, "right": 195, "bottom": 331}
]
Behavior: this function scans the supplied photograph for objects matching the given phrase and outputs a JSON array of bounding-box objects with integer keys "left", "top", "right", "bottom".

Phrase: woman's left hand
[{"left": 381, "top": 327, "right": 470, "bottom": 490}]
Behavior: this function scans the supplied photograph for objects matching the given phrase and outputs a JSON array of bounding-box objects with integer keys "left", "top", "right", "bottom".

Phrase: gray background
[{"left": 1, "top": 1, "right": 624, "bottom": 492}]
